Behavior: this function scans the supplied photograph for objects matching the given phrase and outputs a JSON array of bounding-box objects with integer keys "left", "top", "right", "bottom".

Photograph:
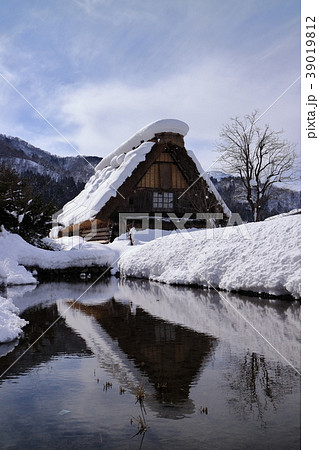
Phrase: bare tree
[
  {"left": 218, "top": 111, "right": 297, "bottom": 222},
  {"left": 186, "top": 178, "right": 219, "bottom": 213}
]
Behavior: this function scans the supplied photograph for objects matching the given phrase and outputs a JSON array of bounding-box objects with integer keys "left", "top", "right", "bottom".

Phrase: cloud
[
  {"left": 47, "top": 51, "right": 300, "bottom": 171},
  {"left": 0, "top": 0, "right": 300, "bottom": 178}
]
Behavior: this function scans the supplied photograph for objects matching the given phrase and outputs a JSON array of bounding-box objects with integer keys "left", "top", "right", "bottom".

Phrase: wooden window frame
[{"left": 153, "top": 192, "right": 174, "bottom": 210}]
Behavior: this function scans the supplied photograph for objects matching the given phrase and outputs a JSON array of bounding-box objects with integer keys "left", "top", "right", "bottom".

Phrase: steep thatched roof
[{"left": 57, "top": 119, "right": 230, "bottom": 228}]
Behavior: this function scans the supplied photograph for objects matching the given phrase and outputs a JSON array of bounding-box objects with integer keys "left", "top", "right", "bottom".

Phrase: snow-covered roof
[
  {"left": 95, "top": 119, "right": 189, "bottom": 172},
  {"left": 57, "top": 141, "right": 155, "bottom": 227},
  {"left": 186, "top": 149, "right": 231, "bottom": 217},
  {"left": 56, "top": 119, "right": 229, "bottom": 228}
]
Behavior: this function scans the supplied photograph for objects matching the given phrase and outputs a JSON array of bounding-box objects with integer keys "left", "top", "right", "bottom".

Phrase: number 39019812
[{"left": 306, "top": 17, "right": 316, "bottom": 79}]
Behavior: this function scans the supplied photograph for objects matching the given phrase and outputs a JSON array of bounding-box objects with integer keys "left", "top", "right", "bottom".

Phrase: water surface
[{"left": 0, "top": 278, "right": 301, "bottom": 449}]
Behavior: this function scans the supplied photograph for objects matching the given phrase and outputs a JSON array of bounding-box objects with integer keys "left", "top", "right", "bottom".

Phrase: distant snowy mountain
[
  {"left": 0, "top": 133, "right": 300, "bottom": 219},
  {"left": 0, "top": 134, "right": 102, "bottom": 209},
  {"left": 207, "top": 170, "right": 231, "bottom": 181},
  {"left": 0, "top": 134, "right": 101, "bottom": 183},
  {"left": 209, "top": 171, "right": 301, "bottom": 221}
]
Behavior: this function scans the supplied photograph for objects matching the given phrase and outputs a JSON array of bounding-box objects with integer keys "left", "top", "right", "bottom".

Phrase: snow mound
[
  {"left": 0, "top": 296, "right": 28, "bottom": 343},
  {"left": 119, "top": 214, "right": 301, "bottom": 299},
  {"left": 0, "top": 228, "right": 116, "bottom": 286},
  {"left": 0, "top": 258, "right": 38, "bottom": 286}
]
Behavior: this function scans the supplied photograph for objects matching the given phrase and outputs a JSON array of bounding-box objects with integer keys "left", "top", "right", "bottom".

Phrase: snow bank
[
  {"left": 0, "top": 228, "right": 116, "bottom": 286},
  {"left": 0, "top": 258, "right": 37, "bottom": 285},
  {"left": 0, "top": 296, "right": 28, "bottom": 343},
  {"left": 44, "top": 235, "right": 109, "bottom": 251},
  {"left": 264, "top": 208, "right": 301, "bottom": 221},
  {"left": 119, "top": 214, "right": 301, "bottom": 299}
]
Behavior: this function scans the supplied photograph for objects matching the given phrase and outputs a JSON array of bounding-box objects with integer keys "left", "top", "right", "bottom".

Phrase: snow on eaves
[
  {"left": 56, "top": 118, "right": 229, "bottom": 227},
  {"left": 95, "top": 119, "right": 189, "bottom": 172},
  {"left": 186, "top": 149, "right": 231, "bottom": 218},
  {"left": 57, "top": 142, "right": 154, "bottom": 227}
]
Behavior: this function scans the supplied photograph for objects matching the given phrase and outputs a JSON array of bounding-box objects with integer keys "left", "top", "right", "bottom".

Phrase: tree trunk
[{"left": 256, "top": 207, "right": 261, "bottom": 222}]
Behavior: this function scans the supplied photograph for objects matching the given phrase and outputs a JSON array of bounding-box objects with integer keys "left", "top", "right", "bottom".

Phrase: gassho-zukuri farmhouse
[{"left": 53, "top": 119, "right": 231, "bottom": 243}]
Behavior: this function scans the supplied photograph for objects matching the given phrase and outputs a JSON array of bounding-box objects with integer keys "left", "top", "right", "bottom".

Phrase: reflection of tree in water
[{"left": 226, "top": 351, "right": 299, "bottom": 426}]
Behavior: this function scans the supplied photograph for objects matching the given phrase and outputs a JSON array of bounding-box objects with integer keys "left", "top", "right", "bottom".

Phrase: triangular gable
[
  {"left": 95, "top": 140, "right": 230, "bottom": 222},
  {"left": 137, "top": 152, "right": 188, "bottom": 189},
  {"left": 56, "top": 119, "right": 231, "bottom": 231}
]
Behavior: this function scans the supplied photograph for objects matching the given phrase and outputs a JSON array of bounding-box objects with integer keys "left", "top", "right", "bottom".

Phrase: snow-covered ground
[
  {"left": 0, "top": 212, "right": 301, "bottom": 343},
  {"left": 0, "top": 225, "right": 169, "bottom": 289},
  {"left": 0, "top": 228, "right": 118, "bottom": 343},
  {"left": 0, "top": 227, "right": 116, "bottom": 287},
  {"left": 1, "top": 212, "right": 301, "bottom": 295},
  {"left": 119, "top": 213, "right": 301, "bottom": 299}
]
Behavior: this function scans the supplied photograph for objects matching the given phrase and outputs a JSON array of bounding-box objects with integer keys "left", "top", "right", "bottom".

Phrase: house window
[{"left": 153, "top": 192, "right": 174, "bottom": 210}]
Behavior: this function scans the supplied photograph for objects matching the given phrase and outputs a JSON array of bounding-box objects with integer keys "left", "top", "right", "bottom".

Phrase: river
[{"left": 0, "top": 278, "right": 301, "bottom": 449}]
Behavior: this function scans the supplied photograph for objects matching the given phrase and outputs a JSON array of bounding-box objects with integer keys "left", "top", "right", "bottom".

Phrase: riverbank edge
[
  {"left": 22, "top": 266, "right": 300, "bottom": 301},
  {"left": 119, "top": 273, "right": 300, "bottom": 302},
  {"left": 24, "top": 265, "right": 113, "bottom": 283}
]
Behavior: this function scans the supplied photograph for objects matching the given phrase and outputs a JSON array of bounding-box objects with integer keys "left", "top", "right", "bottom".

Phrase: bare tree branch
[{"left": 217, "top": 112, "right": 298, "bottom": 222}]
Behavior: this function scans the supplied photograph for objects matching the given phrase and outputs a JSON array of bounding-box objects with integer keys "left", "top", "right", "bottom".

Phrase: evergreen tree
[
  {"left": 0, "top": 165, "right": 24, "bottom": 232},
  {"left": 0, "top": 164, "right": 56, "bottom": 246}
]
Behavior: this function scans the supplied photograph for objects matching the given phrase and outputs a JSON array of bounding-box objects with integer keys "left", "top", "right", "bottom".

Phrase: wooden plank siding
[
  {"left": 137, "top": 152, "right": 188, "bottom": 190},
  {"left": 80, "top": 226, "right": 112, "bottom": 243}
]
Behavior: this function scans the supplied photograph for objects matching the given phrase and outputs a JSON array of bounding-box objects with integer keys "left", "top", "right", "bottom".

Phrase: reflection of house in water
[
  {"left": 0, "top": 304, "right": 92, "bottom": 382},
  {"left": 71, "top": 299, "right": 217, "bottom": 406}
]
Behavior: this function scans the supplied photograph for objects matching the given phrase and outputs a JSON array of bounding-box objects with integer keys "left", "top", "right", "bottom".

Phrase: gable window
[{"left": 153, "top": 192, "right": 174, "bottom": 210}]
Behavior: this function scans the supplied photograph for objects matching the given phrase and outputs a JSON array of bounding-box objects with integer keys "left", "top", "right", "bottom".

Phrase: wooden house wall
[
  {"left": 110, "top": 188, "right": 192, "bottom": 216},
  {"left": 59, "top": 134, "right": 229, "bottom": 242},
  {"left": 137, "top": 152, "right": 188, "bottom": 190}
]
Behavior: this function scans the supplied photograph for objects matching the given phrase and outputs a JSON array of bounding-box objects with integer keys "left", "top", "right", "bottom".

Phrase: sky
[{"left": 0, "top": 0, "right": 301, "bottom": 181}]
